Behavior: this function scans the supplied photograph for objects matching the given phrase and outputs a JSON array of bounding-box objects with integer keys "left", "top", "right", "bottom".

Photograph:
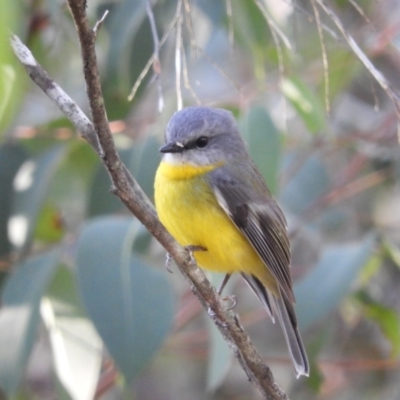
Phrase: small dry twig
[
  {"left": 311, "top": 0, "right": 330, "bottom": 114},
  {"left": 145, "top": 0, "right": 164, "bottom": 112}
]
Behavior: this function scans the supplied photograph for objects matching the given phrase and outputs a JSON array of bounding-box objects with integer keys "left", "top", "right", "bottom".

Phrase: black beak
[{"left": 159, "top": 142, "right": 185, "bottom": 154}]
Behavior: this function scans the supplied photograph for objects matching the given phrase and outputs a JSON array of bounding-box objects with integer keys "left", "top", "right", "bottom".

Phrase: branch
[
  {"left": 10, "top": 3, "right": 289, "bottom": 399},
  {"left": 315, "top": 0, "right": 400, "bottom": 119}
]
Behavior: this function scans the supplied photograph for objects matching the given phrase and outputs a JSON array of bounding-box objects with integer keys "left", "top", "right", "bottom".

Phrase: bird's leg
[
  {"left": 185, "top": 245, "right": 207, "bottom": 253},
  {"left": 217, "top": 273, "right": 237, "bottom": 310},
  {"left": 165, "top": 253, "right": 173, "bottom": 273},
  {"left": 217, "top": 273, "right": 231, "bottom": 295},
  {"left": 165, "top": 245, "right": 207, "bottom": 272},
  {"left": 184, "top": 245, "right": 207, "bottom": 264}
]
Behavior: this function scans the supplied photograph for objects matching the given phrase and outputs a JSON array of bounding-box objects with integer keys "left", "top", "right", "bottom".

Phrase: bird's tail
[
  {"left": 242, "top": 274, "right": 309, "bottom": 378},
  {"left": 273, "top": 291, "right": 309, "bottom": 378}
]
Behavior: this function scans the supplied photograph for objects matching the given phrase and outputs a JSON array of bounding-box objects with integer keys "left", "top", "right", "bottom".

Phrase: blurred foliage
[{"left": 1, "top": 0, "right": 400, "bottom": 399}]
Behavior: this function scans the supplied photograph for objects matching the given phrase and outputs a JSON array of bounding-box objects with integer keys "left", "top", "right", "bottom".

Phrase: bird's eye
[{"left": 196, "top": 136, "right": 209, "bottom": 148}]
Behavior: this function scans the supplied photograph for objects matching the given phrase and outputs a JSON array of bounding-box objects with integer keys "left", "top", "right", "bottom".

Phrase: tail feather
[
  {"left": 241, "top": 274, "right": 309, "bottom": 377},
  {"left": 273, "top": 291, "right": 309, "bottom": 378},
  {"left": 241, "top": 273, "right": 274, "bottom": 322}
]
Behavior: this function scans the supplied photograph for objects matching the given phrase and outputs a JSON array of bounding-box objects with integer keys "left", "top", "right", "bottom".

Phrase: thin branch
[
  {"left": 128, "top": 0, "right": 182, "bottom": 101},
  {"left": 9, "top": 34, "right": 102, "bottom": 154},
  {"left": 254, "top": 0, "right": 292, "bottom": 50},
  {"left": 225, "top": 0, "right": 234, "bottom": 52},
  {"left": 315, "top": 0, "right": 400, "bottom": 119},
  {"left": 282, "top": 0, "right": 340, "bottom": 41},
  {"left": 181, "top": 44, "right": 201, "bottom": 105},
  {"left": 183, "top": 0, "right": 197, "bottom": 58},
  {"left": 311, "top": 0, "right": 330, "bottom": 114},
  {"left": 11, "top": 2, "right": 290, "bottom": 399},
  {"left": 146, "top": 0, "right": 164, "bottom": 112},
  {"left": 255, "top": 0, "right": 287, "bottom": 131},
  {"left": 93, "top": 9, "right": 109, "bottom": 36},
  {"left": 347, "top": 0, "right": 370, "bottom": 24},
  {"left": 175, "top": 3, "right": 183, "bottom": 110},
  {"left": 195, "top": 46, "right": 242, "bottom": 95}
]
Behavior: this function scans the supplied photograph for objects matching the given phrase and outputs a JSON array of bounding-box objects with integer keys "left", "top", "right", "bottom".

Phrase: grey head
[{"left": 160, "top": 106, "right": 248, "bottom": 166}]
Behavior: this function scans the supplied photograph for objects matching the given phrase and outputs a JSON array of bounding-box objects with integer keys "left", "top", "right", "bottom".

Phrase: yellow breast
[{"left": 154, "top": 161, "right": 267, "bottom": 278}]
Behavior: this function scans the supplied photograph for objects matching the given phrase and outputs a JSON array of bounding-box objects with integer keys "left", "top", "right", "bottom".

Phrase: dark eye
[{"left": 196, "top": 136, "right": 209, "bottom": 148}]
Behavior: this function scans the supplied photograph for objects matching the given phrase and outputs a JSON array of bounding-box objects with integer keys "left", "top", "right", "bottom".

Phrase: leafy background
[{"left": 1, "top": 0, "right": 400, "bottom": 399}]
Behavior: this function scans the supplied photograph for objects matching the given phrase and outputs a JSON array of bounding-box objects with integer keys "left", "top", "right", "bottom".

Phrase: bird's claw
[
  {"left": 184, "top": 245, "right": 207, "bottom": 264},
  {"left": 165, "top": 253, "right": 173, "bottom": 273},
  {"left": 220, "top": 295, "right": 237, "bottom": 311}
]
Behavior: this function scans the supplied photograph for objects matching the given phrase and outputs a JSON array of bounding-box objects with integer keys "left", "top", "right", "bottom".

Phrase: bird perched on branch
[{"left": 154, "top": 106, "right": 309, "bottom": 377}]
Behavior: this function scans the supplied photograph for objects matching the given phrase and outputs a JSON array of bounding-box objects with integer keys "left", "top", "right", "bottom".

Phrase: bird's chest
[
  {"left": 154, "top": 167, "right": 256, "bottom": 273},
  {"left": 155, "top": 172, "right": 217, "bottom": 245}
]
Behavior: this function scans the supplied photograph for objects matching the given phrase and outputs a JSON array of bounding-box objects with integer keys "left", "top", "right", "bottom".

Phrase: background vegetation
[{"left": 1, "top": 0, "right": 400, "bottom": 399}]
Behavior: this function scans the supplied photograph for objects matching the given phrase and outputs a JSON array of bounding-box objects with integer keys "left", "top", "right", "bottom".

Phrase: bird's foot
[
  {"left": 220, "top": 294, "right": 237, "bottom": 311},
  {"left": 165, "top": 253, "right": 173, "bottom": 273},
  {"left": 184, "top": 245, "right": 207, "bottom": 264}
]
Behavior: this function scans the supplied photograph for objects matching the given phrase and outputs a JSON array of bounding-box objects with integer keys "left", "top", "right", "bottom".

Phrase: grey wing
[
  {"left": 209, "top": 166, "right": 294, "bottom": 305},
  {"left": 209, "top": 167, "right": 309, "bottom": 377}
]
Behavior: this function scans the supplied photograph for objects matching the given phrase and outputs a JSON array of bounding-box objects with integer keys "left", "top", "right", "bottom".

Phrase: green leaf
[
  {"left": 42, "top": 265, "right": 102, "bottom": 400},
  {"left": 76, "top": 217, "right": 175, "bottom": 382},
  {"left": 282, "top": 77, "right": 326, "bottom": 134},
  {"left": 0, "top": 1, "right": 22, "bottom": 134},
  {"left": 0, "top": 143, "right": 29, "bottom": 258},
  {"left": 280, "top": 154, "right": 329, "bottom": 215},
  {"left": 295, "top": 235, "right": 375, "bottom": 330},
  {"left": 239, "top": 106, "right": 282, "bottom": 194},
  {"left": 356, "top": 291, "right": 400, "bottom": 357},
  {"left": 9, "top": 144, "right": 66, "bottom": 252},
  {"left": 0, "top": 249, "right": 60, "bottom": 396},
  {"left": 88, "top": 136, "right": 160, "bottom": 216},
  {"left": 382, "top": 239, "right": 400, "bottom": 269},
  {"left": 33, "top": 201, "right": 64, "bottom": 243},
  {"left": 88, "top": 145, "right": 140, "bottom": 216}
]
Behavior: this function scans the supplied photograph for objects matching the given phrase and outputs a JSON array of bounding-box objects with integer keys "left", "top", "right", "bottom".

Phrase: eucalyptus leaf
[
  {"left": 0, "top": 249, "right": 60, "bottom": 396},
  {"left": 9, "top": 144, "right": 66, "bottom": 252},
  {"left": 0, "top": 143, "right": 28, "bottom": 257},
  {"left": 295, "top": 235, "right": 375, "bottom": 330},
  {"left": 88, "top": 148, "right": 134, "bottom": 216},
  {"left": 41, "top": 298, "right": 102, "bottom": 400},
  {"left": 239, "top": 106, "right": 281, "bottom": 194},
  {"left": 282, "top": 77, "right": 326, "bottom": 134},
  {"left": 280, "top": 154, "right": 329, "bottom": 215},
  {"left": 76, "top": 217, "right": 174, "bottom": 382},
  {"left": 356, "top": 291, "right": 400, "bottom": 357},
  {"left": 44, "top": 265, "right": 102, "bottom": 400}
]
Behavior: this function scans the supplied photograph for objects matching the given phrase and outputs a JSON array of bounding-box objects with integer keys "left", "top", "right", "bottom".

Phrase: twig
[
  {"left": 128, "top": 0, "right": 182, "bottom": 101},
  {"left": 183, "top": 0, "right": 197, "bottom": 57},
  {"left": 311, "top": 0, "right": 330, "bottom": 114},
  {"left": 254, "top": 0, "right": 292, "bottom": 50},
  {"left": 9, "top": 34, "right": 102, "bottom": 154},
  {"left": 195, "top": 46, "right": 242, "bottom": 94},
  {"left": 11, "top": 2, "right": 290, "bottom": 399},
  {"left": 282, "top": 0, "right": 340, "bottom": 41},
  {"left": 181, "top": 45, "right": 201, "bottom": 105},
  {"left": 145, "top": 0, "right": 164, "bottom": 112},
  {"left": 225, "top": 0, "right": 234, "bottom": 52},
  {"left": 93, "top": 9, "right": 109, "bottom": 36},
  {"left": 175, "top": 3, "right": 183, "bottom": 110},
  {"left": 347, "top": 0, "right": 370, "bottom": 24},
  {"left": 315, "top": 0, "right": 400, "bottom": 119},
  {"left": 255, "top": 0, "right": 287, "bottom": 131}
]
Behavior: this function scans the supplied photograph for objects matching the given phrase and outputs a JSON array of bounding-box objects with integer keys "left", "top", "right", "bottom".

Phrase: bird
[{"left": 154, "top": 106, "right": 309, "bottom": 377}]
